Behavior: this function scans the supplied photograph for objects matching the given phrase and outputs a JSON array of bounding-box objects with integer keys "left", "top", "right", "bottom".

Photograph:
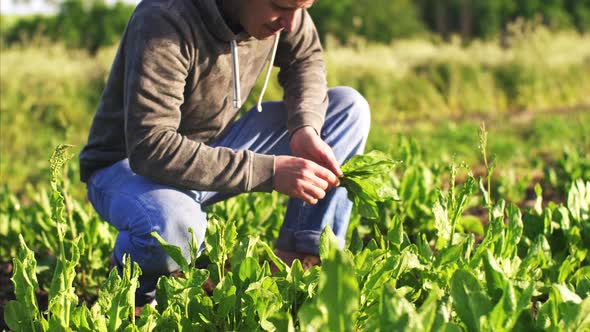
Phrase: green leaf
[
  {"left": 136, "top": 304, "right": 159, "bottom": 332},
  {"left": 482, "top": 250, "right": 508, "bottom": 302},
  {"left": 5, "top": 300, "right": 44, "bottom": 332},
  {"left": 187, "top": 227, "right": 200, "bottom": 267},
  {"left": 49, "top": 144, "right": 74, "bottom": 186},
  {"left": 48, "top": 236, "right": 81, "bottom": 329},
  {"left": 479, "top": 177, "right": 490, "bottom": 209},
  {"left": 416, "top": 234, "right": 434, "bottom": 262},
  {"left": 231, "top": 236, "right": 259, "bottom": 273},
  {"left": 88, "top": 305, "right": 107, "bottom": 332},
  {"left": 554, "top": 284, "right": 582, "bottom": 303},
  {"left": 223, "top": 219, "right": 238, "bottom": 256},
  {"left": 433, "top": 192, "right": 451, "bottom": 250},
  {"left": 534, "top": 183, "right": 543, "bottom": 215},
  {"left": 568, "top": 296, "right": 590, "bottom": 331},
  {"left": 450, "top": 269, "right": 492, "bottom": 332},
  {"left": 244, "top": 277, "right": 282, "bottom": 330},
  {"left": 483, "top": 253, "right": 534, "bottom": 331},
  {"left": 503, "top": 204, "right": 523, "bottom": 259},
  {"left": 417, "top": 289, "right": 440, "bottom": 331},
  {"left": 558, "top": 259, "right": 576, "bottom": 284},
  {"left": 298, "top": 250, "right": 359, "bottom": 331},
  {"left": 267, "top": 311, "right": 295, "bottom": 332},
  {"left": 151, "top": 231, "right": 189, "bottom": 272},
  {"left": 6, "top": 235, "right": 42, "bottom": 331},
  {"left": 568, "top": 180, "right": 590, "bottom": 223},
  {"left": 458, "top": 215, "right": 484, "bottom": 236},
  {"left": 363, "top": 283, "right": 441, "bottom": 331},
  {"left": 573, "top": 267, "right": 590, "bottom": 297},
  {"left": 319, "top": 225, "right": 339, "bottom": 261},
  {"left": 341, "top": 177, "right": 380, "bottom": 219},
  {"left": 97, "top": 255, "right": 141, "bottom": 331},
  {"left": 298, "top": 304, "right": 324, "bottom": 332},
  {"left": 205, "top": 217, "right": 237, "bottom": 281},
  {"left": 340, "top": 151, "right": 400, "bottom": 219},
  {"left": 436, "top": 240, "right": 466, "bottom": 268},
  {"left": 341, "top": 150, "right": 398, "bottom": 175},
  {"left": 259, "top": 241, "right": 288, "bottom": 273},
  {"left": 238, "top": 257, "right": 260, "bottom": 284},
  {"left": 212, "top": 274, "right": 237, "bottom": 318},
  {"left": 70, "top": 305, "right": 96, "bottom": 332},
  {"left": 322, "top": 250, "right": 359, "bottom": 330},
  {"left": 517, "top": 235, "right": 551, "bottom": 280},
  {"left": 366, "top": 285, "right": 413, "bottom": 331},
  {"left": 537, "top": 284, "right": 590, "bottom": 331},
  {"left": 451, "top": 176, "right": 477, "bottom": 226},
  {"left": 349, "top": 228, "right": 363, "bottom": 254},
  {"left": 387, "top": 215, "right": 404, "bottom": 251}
]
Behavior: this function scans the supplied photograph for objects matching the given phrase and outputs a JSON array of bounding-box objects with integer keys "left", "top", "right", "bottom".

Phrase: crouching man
[{"left": 79, "top": 0, "right": 370, "bottom": 307}]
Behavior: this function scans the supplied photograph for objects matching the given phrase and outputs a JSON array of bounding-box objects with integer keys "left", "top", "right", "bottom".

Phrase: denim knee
[
  {"left": 322, "top": 87, "right": 371, "bottom": 164},
  {"left": 104, "top": 188, "right": 208, "bottom": 277},
  {"left": 135, "top": 202, "right": 207, "bottom": 275},
  {"left": 328, "top": 86, "right": 371, "bottom": 139}
]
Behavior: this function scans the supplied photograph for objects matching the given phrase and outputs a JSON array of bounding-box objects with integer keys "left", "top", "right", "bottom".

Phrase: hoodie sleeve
[
  {"left": 274, "top": 10, "right": 328, "bottom": 136},
  {"left": 123, "top": 5, "right": 275, "bottom": 192}
]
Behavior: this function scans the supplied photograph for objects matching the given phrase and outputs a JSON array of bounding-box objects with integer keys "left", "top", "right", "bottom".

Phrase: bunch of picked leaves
[{"left": 340, "top": 151, "right": 400, "bottom": 219}]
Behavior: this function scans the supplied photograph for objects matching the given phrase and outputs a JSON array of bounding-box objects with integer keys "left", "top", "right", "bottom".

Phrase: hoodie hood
[{"left": 194, "top": 0, "right": 250, "bottom": 42}]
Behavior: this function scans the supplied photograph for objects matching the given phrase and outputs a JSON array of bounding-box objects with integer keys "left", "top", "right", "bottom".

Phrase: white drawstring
[
  {"left": 257, "top": 32, "right": 280, "bottom": 112},
  {"left": 231, "top": 39, "right": 241, "bottom": 109}
]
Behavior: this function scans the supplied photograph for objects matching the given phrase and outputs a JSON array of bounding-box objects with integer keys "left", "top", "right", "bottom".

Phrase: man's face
[{"left": 238, "top": 0, "right": 315, "bottom": 39}]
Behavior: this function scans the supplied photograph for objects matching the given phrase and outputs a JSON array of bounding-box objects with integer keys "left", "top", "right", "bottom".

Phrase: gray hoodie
[{"left": 79, "top": 0, "right": 328, "bottom": 193}]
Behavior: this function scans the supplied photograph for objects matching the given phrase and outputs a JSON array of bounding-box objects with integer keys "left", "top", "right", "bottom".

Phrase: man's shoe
[{"left": 271, "top": 249, "right": 321, "bottom": 273}]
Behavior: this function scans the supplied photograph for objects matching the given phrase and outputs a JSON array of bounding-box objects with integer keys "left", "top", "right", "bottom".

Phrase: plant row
[{"left": 3, "top": 139, "right": 589, "bottom": 331}]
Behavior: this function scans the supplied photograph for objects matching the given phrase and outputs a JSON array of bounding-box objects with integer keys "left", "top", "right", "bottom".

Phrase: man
[{"left": 79, "top": 0, "right": 370, "bottom": 306}]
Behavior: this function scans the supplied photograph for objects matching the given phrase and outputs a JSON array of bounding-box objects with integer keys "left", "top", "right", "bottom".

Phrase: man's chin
[
  {"left": 255, "top": 26, "right": 281, "bottom": 40},
  {"left": 246, "top": 29, "right": 270, "bottom": 40},
  {"left": 252, "top": 33, "right": 276, "bottom": 40}
]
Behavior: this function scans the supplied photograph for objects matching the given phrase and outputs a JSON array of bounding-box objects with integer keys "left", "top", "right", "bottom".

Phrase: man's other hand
[
  {"left": 274, "top": 155, "right": 339, "bottom": 205},
  {"left": 272, "top": 126, "right": 342, "bottom": 205},
  {"left": 290, "top": 126, "right": 343, "bottom": 178}
]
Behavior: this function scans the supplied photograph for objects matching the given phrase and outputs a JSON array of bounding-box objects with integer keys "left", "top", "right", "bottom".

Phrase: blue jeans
[{"left": 87, "top": 87, "right": 370, "bottom": 305}]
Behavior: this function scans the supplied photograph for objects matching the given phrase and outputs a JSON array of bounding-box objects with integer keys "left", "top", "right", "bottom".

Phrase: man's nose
[{"left": 279, "top": 9, "right": 298, "bottom": 32}]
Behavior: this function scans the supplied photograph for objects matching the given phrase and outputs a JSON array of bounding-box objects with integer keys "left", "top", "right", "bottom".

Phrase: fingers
[
  {"left": 290, "top": 168, "right": 326, "bottom": 205},
  {"left": 299, "top": 189, "right": 319, "bottom": 205},
  {"left": 316, "top": 143, "right": 343, "bottom": 180},
  {"left": 301, "top": 180, "right": 326, "bottom": 203},
  {"left": 290, "top": 128, "right": 343, "bottom": 180},
  {"left": 273, "top": 156, "right": 339, "bottom": 204},
  {"left": 309, "top": 174, "right": 329, "bottom": 192},
  {"left": 312, "top": 164, "right": 340, "bottom": 188}
]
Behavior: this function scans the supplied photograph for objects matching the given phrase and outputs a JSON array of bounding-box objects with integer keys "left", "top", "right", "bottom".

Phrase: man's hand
[
  {"left": 274, "top": 156, "right": 339, "bottom": 205},
  {"left": 290, "top": 126, "right": 343, "bottom": 178},
  {"left": 273, "top": 126, "right": 342, "bottom": 205}
]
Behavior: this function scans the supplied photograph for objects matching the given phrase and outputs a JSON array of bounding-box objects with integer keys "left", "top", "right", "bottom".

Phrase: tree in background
[
  {"left": 309, "top": 0, "right": 426, "bottom": 45},
  {"left": 54, "top": 0, "right": 132, "bottom": 54},
  {"left": 351, "top": 0, "right": 426, "bottom": 43},
  {"left": 565, "top": 0, "right": 590, "bottom": 31},
  {"left": 308, "top": 0, "right": 354, "bottom": 44},
  {"left": 418, "top": 0, "right": 587, "bottom": 42},
  {"left": 2, "top": 0, "right": 133, "bottom": 55}
]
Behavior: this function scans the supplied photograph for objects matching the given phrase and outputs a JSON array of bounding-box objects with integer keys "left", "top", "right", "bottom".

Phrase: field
[{"left": 1, "top": 24, "right": 589, "bottom": 331}]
